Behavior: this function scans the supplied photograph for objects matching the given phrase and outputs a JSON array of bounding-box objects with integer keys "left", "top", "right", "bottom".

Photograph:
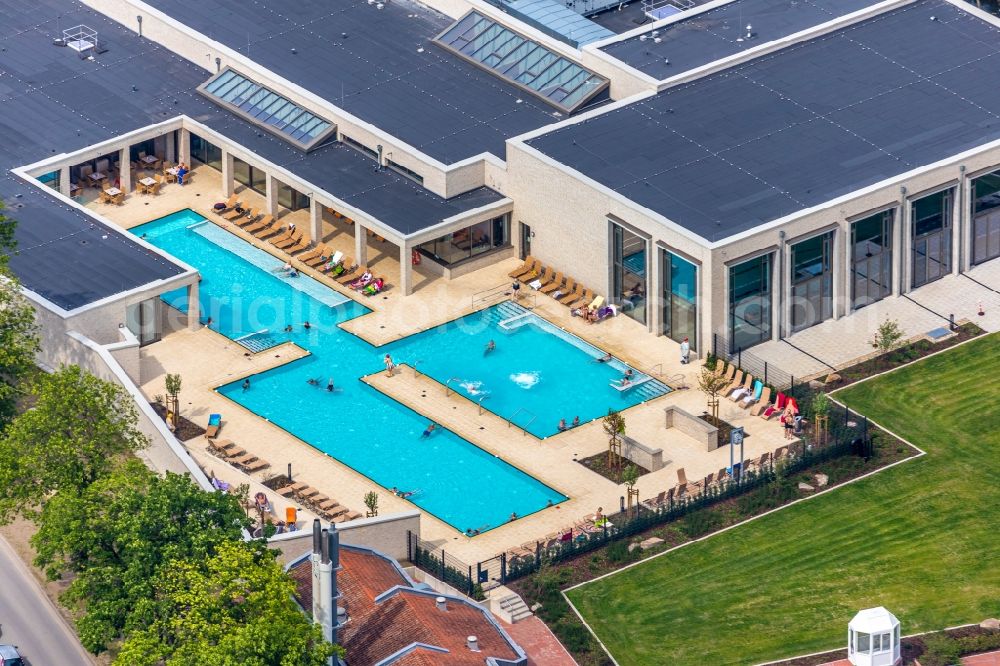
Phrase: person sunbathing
[
  {"left": 731, "top": 386, "right": 752, "bottom": 401},
  {"left": 363, "top": 278, "right": 384, "bottom": 295},
  {"left": 349, "top": 271, "right": 373, "bottom": 289}
]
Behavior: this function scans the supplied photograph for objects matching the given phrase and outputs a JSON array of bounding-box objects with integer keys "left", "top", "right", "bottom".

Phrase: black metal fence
[
  {"left": 711, "top": 331, "right": 798, "bottom": 390},
  {"left": 407, "top": 530, "right": 485, "bottom": 599}
]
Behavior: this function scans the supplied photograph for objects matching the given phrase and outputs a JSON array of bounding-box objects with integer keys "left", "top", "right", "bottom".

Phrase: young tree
[
  {"left": 164, "top": 373, "right": 182, "bottom": 430},
  {"left": 364, "top": 490, "right": 379, "bottom": 517},
  {"left": 602, "top": 409, "right": 626, "bottom": 480},
  {"left": 698, "top": 366, "right": 731, "bottom": 425},
  {"left": 622, "top": 464, "right": 640, "bottom": 518},
  {"left": 32, "top": 460, "right": 249, "bottom": 653},
  {"left": 114, "top": 540, "right": 340, "bottom": 666},
  {"left": 0, "top": 366, "right": 148, "bottom": 522},
  {"left": 871, "top": 317, "right": 905, "bottom": 356},
  {"left": 0, "top": 204, "right": 40, "bottom": 428}
]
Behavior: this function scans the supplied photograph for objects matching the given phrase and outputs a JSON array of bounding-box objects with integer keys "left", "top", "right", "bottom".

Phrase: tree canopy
[
  {"left": 0, "top": 203, "right": 39, "bottom": 427},
  {"left": 115, "top": 540, "right": 339, "bottom": 666},
  {"left": 0, "top": 366, "right": 149, "bottom": 522},
  {"left": 32, "top": 460, "right": 250, "bottom": 653}
]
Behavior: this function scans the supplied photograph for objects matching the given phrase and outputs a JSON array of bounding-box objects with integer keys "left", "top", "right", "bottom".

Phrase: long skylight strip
[
  {"left": 434, "top": 11, "right": 608, "bottom": 114},
  {"left": 198, "top": 69, "right": 337, "bottom": 151}
]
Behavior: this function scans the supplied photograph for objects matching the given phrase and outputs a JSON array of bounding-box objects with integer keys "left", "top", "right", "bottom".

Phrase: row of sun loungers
[
  {"left": 276, "top": 482, "right": 362, "bottom": 523},
  {"left": 207, "top": 437, "right": 271, "bottom": 474},
  {"left": 213, "top": 194, "right": 385, "bottom": 293},
  {"left": 506, "top": 513, "right": 619, "bottom": 564},
  {"left": 712, "top": 362, "right": 800, "bottom": 418},
  {"left": 508, "top": 256, "right": 606, "bottom": 312}
]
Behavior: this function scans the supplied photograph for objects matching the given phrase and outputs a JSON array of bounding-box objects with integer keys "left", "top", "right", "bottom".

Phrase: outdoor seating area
[
  {"left": 73, "top": 149, "right": 190, "bottom": 206},
  {"left": 713, "top": 361, "right": 801, "bottom": 424},
  {"left": 505, "top": 509, "right": 621, "bottom": 566},
  {"left": 275, "top": 481, "right": 362, "bottom": 523},
  {"left": 510, "top": 256, "right": 613, "bottom": 321},
  {"left": 207, "top": 437, "right": 271, "bottom": 473}
]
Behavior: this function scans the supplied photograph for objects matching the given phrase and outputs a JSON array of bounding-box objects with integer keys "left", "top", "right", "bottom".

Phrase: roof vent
[
  {"left": 337, "top": 606, "right": 348, "bottom": 625},
  {"left": 63, "top": 25, "right": 98, "bottom": 53},
  {"left": 435, "top": 596, "right": 447, "bottom": 611},
  {"left": 467, "top": 636, "right": 479, "bottom": 652}
]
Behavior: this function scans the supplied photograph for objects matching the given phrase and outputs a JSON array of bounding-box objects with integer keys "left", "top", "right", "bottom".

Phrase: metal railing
[
  {"left": 478, "top": 395, "right": 491, "bottom": 415},
  {"left": 412, "top": 360, "right": 424, "bottom": 377},
  {"left": 471, "top": 282, "right": 511, "bottom": 308},
  {"left": 645, "top": 363, "right": 663, "bottom": 378},
  {"left": 445, "top": 377, "right": 462, "bottom": 397},
  {"left": 506, "top": 406, "right": 537, "bottom": 436},
  {"left": 712, "top": 332, "right": 795, "bottom": 390}
]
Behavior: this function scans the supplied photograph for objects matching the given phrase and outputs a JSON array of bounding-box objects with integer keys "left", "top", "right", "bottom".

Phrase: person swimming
[
  {"left": 484, "top": 340, "right": 496, "bottom": 354},
  {"left": 596, "top": 352, "right": 612, "bottom": 363},
  {"left": 242, "top": 379, "right": 250, "bottom": 391},
  {"left": 326, "top": 378, "right": 335, "bottom": 392},
  {"left": 558, "top": 418, "right": 567, "bottom": 431},
  {"left": 421, "top": 423, "right": 437, "bottom": 438},
  {"left": 572, "top": 416, "right": 580, "bottom": 427},
  {"left": 307, "top": 377, "right": 321, "bottom": 386},
  {"left": 303, "top": 321, "right": 312, "bottom": 330},
  {"left": 284, "top": 324, "right": 293, "bottom": 332}
]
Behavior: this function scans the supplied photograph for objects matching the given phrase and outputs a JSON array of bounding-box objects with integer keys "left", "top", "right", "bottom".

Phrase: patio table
[
  {"left": 138, "top": 177, "right": 156, "bottom": 187},
  {"left": 104, "top": 187, "right": 121, "bottom": 196}
]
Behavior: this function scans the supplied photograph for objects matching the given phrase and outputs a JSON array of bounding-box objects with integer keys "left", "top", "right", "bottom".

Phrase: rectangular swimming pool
[{"left": 133, "top": 210, "right": 567, "bottom": 533}]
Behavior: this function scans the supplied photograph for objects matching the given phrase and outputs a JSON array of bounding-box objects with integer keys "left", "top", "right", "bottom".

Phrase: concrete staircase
[{"left": 495, "top": 592, "right": 533, "bottom": 623}]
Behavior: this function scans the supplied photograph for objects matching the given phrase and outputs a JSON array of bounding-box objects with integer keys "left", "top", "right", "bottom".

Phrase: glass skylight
[
  {"left": 198, "top": 69, "right": 336, "bottom": 151},
  {"left": 435, "top": 12, "right": 608, "bottom": 114}
]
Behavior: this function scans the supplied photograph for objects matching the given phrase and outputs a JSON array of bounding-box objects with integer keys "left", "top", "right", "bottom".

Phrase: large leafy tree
[
  {"left": 32, "top": 460, "right": 250, "bottom": 653},
  {"left": 115, "top": 540, "right": 340, "bottom": 666},
  {"left": 0, "top": 365, "right": 149, "bottom": 521},
  {"left": 0, "top": 202, "right": 39, "bottom": 427}
]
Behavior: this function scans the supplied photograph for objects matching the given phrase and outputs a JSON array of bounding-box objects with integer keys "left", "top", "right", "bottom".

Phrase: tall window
[
  {"left": 38, "top": 170, "right": 60, "bottom": 191},
  {"left": 790, "top": 231, "right": 833, "bottom": 331},
  {"left": 278, "top": 181, "right": 309, "bottom": 212},
  {"left": 911, "top": 188, "right": 953, "bottom": 288},
  {"left": 851, "top": 210, "right": 893, "bottom": 310},
  {"left": 189, "top": 132, "right": 222, "bottom": 171},
  {"left": 971, "top": 170, "right": 1000, "bottom": 265},
  {"left": 233, "top": 157, "right": 266, "bottom": 195},
  {"left": 729, "top": 254, "right": 771, "bottom": 352},
  {"left": 611, "top": 222, "right": 647, "bottom": 325},
  {"left": 660, "top": 249, "right": 697, "bottom": 350},
  {"left": 416, "top": 215, "right": 509, "bottom": 267}
]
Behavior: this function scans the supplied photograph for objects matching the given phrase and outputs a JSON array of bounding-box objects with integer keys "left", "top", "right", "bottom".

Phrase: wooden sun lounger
[
  {"left": 253, "top": 220, "right": 285, "bottom": 239},
  {"left": 725, "top": 370, "right": 745, "bottom": 394},
  {"left": 209, "top": 438, "right": 237, "bottom": 453},
  {"left": 527, "top": 266, "right": 552, "bottom": 287},
  {"left": 285, "top": 236, "right": 313, "bottom": 254},
  {"left": 338, "top": 265, "right": 365, "bottom": 284},
  {"left": 317, "top": 499, "right": 341, "bottom": 511},
  {"left": 222, "top": 206, "right": 248, "bottom": 221},
  {"left": 298, "top": 243, "right": 329, "bottom": 264},
  {"left": 518, "top": 262, "right": 542, "bottom": 283},
  {"left": 540, "top": 271, "right": 564, "bottom": 294},
  {"left": 750, "top": 386, "right": 772, "bottom": 415},
  {"left": 554, "top": 277, "right": 576, "bottom": 301},
  {"left": 720, "top": 364, "right": 736, "bottom": 383},
  {"left": 559, "top": 284, "right": 584, "bottom": 305},
  {"left": 272, "top": 229, "right": 303, "bottom": 250},
  {"left": 536, "top": 268, "right": 558, "bottom": 289},
  {"left": 243, "top": 214, "right": 275, "bottom": 234},
  {"left": 343, "top": 510, "right": 362, "bottom": 521},
  {"left": 311, "top": 250, "right": 344, "bottom": 269},
  {"left": 729, "top": 374, "right": 754, "bottom": 401},
  {"left": 508, "top": 256, "right": 537, "bottom": 279},
  {"left": 267, "top": 225, "right": 297, "bottom": 245},
  {"left": 215, "top": 194, "right": 239, "bottom": 214},
  {"left": 239, "top": 458, "right": 269, "bottom": 473},
  {"left": 227, "top": 452, "right": 256, "bottom": 466},
  {"left": 297, "top": 486, "right": 320, "bottom": 499},
  {"left": 568, "top": 288, "right": 594, "bottom": 309},
  {"left": 277, "top": 482, "right": 307, "bottom": 497},
  {"left": 235, "top": 208, "right": 262, "bottom": 227}
]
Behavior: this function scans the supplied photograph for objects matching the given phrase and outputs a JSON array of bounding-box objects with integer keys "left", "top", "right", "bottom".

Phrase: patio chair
[
  {"left": 750, "top": 386, "right": 772, "bottom": 416},
  {"left": 324, "top": 254, "right": 351, "bottom": 274},
  {"left": 205, "top": 413, "right": 222, "bottom": 439},
  {"left": 98, "top": 190, "right": 112, "bottom": 204},
  {"left": 337, "top": 264, "right": 365, "bottom": 284},
  {"left": 774, "top": 445, "right": 788, "bottom": 459},
  {"left": 208, "top": 438, "right": 237, "bottom": 454},
  {"left": 298, "top": 243, "right": 329, "bottom": 264},
  {"left": 517, "top": 260, "right": 542, "bottom": 283},
  {"left": 253, "top": 220, "right": 286, "bottom": 240},
  {"left": 552, "top": 277, "right": 575, "bottom": 300},
  {"left": 720, "top": 364, "right": 736, "bottom": 383},
  {"left": 215, "top": 194, "right": 240, "bottom": 214},
  {"left": 558, "top": 282, "right": 584, "bottom": 305},
  {"left": 508, "top": 256, "right": 537, "bottom": 279},
  {"left": 716, "top": 468, "right": 729, "bottom": 483},
  {"left": 239, "top": 458, "right": 269, "bottom": 473},
  {"left": 530, "top": 266, "right": 553, "bottom": 289},
  {"left": 568, "top": 288, "right": 594, "bottom": 309},
  {"left": 309, "top": 248, "right": 340, "bottom": 269},
  {"left": 729, "top": 373, "right": 754, "bottom": 401},
  {"left": 285, "top": 235, "right": 313, "bottom": 255},
  {"left": 223, "top": 205, "right": 249, "bottom": 221},
  {"left": 642, "top": 491, "right": 667, "bottom": 510},
  {"left": 269, "top": 225, "right": 298, "bottom": 246},
  {"left": 273, "top": 229, "right": 304, "bottom": 250},
  {"left": 761, "top": 392, "right": 785, "bottom": 419},
  {"left": 725, "top": 370, "right": 745, "bottom": 394},
  {"left": 242, "top": 213, "right": 272, "bottom": 233},
  {"left": 149, "top": 181, "right": 162, "bottom": 195},
  {"left": 741, "top": 379, "right": 764, "bottom": 408},
  {"left": 111, "top": 191, "right": 125, "bottom": 205},
  {"left": 540, "top": 271, "right": 564, "bottom": 294}
]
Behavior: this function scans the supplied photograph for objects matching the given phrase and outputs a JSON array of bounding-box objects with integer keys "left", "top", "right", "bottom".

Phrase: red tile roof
[{"left": 290, "top": 546, "right": 523, "bottom": 665}]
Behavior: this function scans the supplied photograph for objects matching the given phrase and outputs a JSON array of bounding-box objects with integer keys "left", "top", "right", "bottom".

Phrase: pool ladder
[
  {"left": 506, "top": 406, "right": 537, "bottom": 437},
  {"left": 445, "top": 377, "right": 461, "bottom": 397}
]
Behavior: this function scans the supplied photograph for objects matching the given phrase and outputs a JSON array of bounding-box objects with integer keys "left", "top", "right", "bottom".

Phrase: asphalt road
[{"left": 0, "top": 535, "right": 92, "bottom": 666}]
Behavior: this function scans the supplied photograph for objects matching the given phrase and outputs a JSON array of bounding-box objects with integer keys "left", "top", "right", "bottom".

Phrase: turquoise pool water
[{"left": 133, "top": 210, "right": 567, "bottom": 532}]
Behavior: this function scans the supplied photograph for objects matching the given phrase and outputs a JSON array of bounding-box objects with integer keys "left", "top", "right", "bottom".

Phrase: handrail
[
  {"left": 506, "top": 406, "right": 537, "bottom": 437},
  {"left": 645, "top": 363, "right": 663, "bottom": 378},
  {"left": 412, "top": 360, "right": 424, "bottom": 378},
  {"left": 478, "top": 394, "right": 490, "bottom": 415},
  {"left": 471, "top": 282, "right": 510, "bottom": 308},
  {"left": 445, "top": 377, "right": 462, "bottom": 397},
  {"left": 234, "top": 328, "right": 268, "bottom": 342}
]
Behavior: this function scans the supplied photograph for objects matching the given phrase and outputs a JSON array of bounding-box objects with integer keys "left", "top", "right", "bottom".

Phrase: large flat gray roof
[
  {"left": 599, "top": 0, "right": 877, "bottom": 80},
  {"left": 153, "top": 0, "right": 578, "bottom": 163},
  {"left": 0, "top": 0, "right": 506, "bottom": 309},
  {"left": 529, "top": 0, "right": 1000, "bottom": 243}
]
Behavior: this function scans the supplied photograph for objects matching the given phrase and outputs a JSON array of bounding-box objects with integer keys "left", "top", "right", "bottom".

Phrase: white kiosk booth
[{"left": 848, "top": 607, "right": 901, "bottom": 666}]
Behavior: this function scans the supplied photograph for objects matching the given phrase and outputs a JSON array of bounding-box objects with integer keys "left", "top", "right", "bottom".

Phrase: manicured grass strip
[{"left": 566, "top": 334, "right": 1000, "bottom": 666}]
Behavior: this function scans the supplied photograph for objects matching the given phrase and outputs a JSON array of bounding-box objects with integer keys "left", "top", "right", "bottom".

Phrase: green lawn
[{"left": 567, "top": 334, "right": 1000, "bottom": 666}]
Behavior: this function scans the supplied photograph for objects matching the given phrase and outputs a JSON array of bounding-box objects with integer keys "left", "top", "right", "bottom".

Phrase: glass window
[
  {"left": 232, "top": 157, "right": 266, "bottom": 196},
  {"left": 729, "top": 254, "right": 772, "bottom": 352},
  {"left": 857, "top": 631, "right": 870, "bottom": 653},
  {"left": 38, "top": 170, "right": 60, "bottom": 191},
  {"left": 129, "top": 138, "right": 156, "bottom": 163},
  {"left": 386, "top": 160, "right": 424, "bottom": 186},
  {"left": 911, "top": 189, "right": 953, "bottom": 288},
  {"left": 790, "top": 231, "right": 833, "bottom": 331},
  {"left": 416, "top": 215, "right": 510, "bottom": 267},
  {"left": 189, "top": 132, "right": 222, "bottom": 171},
  {"left": 277, "top": 181, "right": 309, "bottom": 212},
  {"left": 611, "top": 222, "right": 647, "bottom": 325},
  {"left": 852, "top": 210, "right": 893, "bottom": 309},
  {"left": 661, "top": 249, "right": 697, "bottom": 350},
  {"left": 972, "top": 170, "right": 1000, "bottom": 265}
]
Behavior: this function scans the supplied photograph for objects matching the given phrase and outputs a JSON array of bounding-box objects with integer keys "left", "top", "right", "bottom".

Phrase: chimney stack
[
  {"left": 310, "top": 520, "right": 323, "bottom": 625},
  {"left": 316, "top": 529, "right": 334, "bottom": 646},
  {"left": 328, "top": 527, "right": 343, "bottom": 647},
  {"left": 436, "top": 596, "right": 448, "bottom": 612}
]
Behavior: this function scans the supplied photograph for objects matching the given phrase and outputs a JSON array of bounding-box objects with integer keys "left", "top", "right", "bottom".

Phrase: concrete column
[
  {"left": 178, "top": 128, "right": 191, "bottom": 165},
  {"left": 310, "top": 198, "right": 323, "bottom": 244},
  {"left": 221, "top": 151, "right": 234, "bottom": 197},
  {"left": 832, "top": 224, "right": 846, "bottom": 320},
  {"left": 186, "top": 281, "right": 200, "bottom": 331},
  {"left": 897, "top": 194, "right": 910, "bottom": 295},
  {"left": 649, "top": 244, "right": 664, "bottom": 336},
  {"left": 399, "top": 242, "right": 412, "bottom": 296},
  {"left": 952, "top": 174, "right": 964, "bottom": 275},
  {"left": 355, "top": 223, "right": 368, "bottom": 265},
  {"left": 58, "top": 165, "right": 71, "bottom": 197},
  {"left": 776, "top": 240, "right": 790, "bottom": 341},
  {"left": 265, "top": 173, "right": 279, "bottom": 218},
  {"left": 118, "top": 147, "right": 131, "bottom": 194}
]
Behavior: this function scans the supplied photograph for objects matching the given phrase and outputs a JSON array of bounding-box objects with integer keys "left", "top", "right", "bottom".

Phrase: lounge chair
[
  {"left": 338, "top": 264, "right": 365, "bottom": 284},
  {"left": 215, "top": 194, "right": 240, "bottom": 214},
  {"left": 239, "top": 458, "right": 270, "bottom": 473},
  {"left": 588, "top": 295, "right": 605, "bottom": 310},
  {"left": 209, "top": 438, "right": 237, "bottom": 454},
  {"left": 725, "top": 370, "right": 745, "bottom": 395},
  {"left": 277, "top": 482, "right": 307, "bottom": 497},
  {"left": 540, "top": 272, "right": 564, "bottom": 294},
  {"left": 729, "top": 373, "right": 754, "bottom": 401},
  {"left": 761, "top": 392, "right": 785, "bottom": 419},
  {"left": 741, "top": 379, "right": 764, "bottom": 408},
  {"left": 223, "top": 206, "right": 248, "bottom": 221},
  {"left": 309, "top": 248, "right": 339, "bottom": 269},
  {"left": 148, "top": 181, "right": 162, "bottom": 195},
  {"left": 553, "top": 277, "right": 576, "bottom": 300},
  {"left": 285, "top": 235, "right": 313, "bottom": 254},
  {"left": 568, "top": 288, "right": 594, "bottom": 309},
  {"left": 720, "top": 364, "right": 736, "bottom": 383},
  {"left": 111, "top": 191, "right": 125, "bottom": 205},
  {"left": 642, "top": 491, "right": 667, "bottom": 510},
  {"left": 750, "top": 386, "right": 772, "bottom": 416},
  {"left": 317, "top": 499, "right": 341, "bottom": 511},
  {"left": 298, "top": 243, "right": 329, "bottom": 265},
  {"left": 297, "top": 486, "right": 320, "bottom": 499},
  {"left": 518, "top": 261, "right": 542, "bottom": 283},
  {"left": 774, "top": 445, "right": 788, "bottom": 459},
  {"left": 713, "top": 361, "right": 726, "bottom": 376},
  {"left": 271, "top": 228, "right": 302, "bottom": 249},
  {"left": 227, "top": 453, "right": 258, "bottom": 467},
  {"left": 529, "top": 266, "right": 553, "bottom": 289},
  {"left": 508, "top": 256, "right": 537, "bottom": 279},
  {"left": 205, "top": 413, "right": 222, "bottom": 439},
  {"left": 253, "top": 220, "right": 285, "bottom": 240},
  {"left": 235, "top": 208, "right": 264, "bottom": 228},
  {"left": 558, "top": 283, "right": 584, "bottom": 305},
  {"left": 243, "top": 214, "right": 274, "bottom": 235},
  {"left": 342, "top": 510, "right": 362, "bottom": 521}
]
